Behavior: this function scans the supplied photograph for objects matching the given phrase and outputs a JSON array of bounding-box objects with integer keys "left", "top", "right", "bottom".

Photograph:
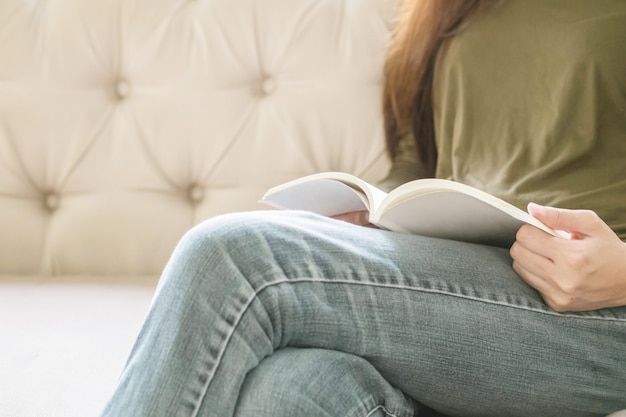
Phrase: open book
[{"left": 260, "top": 171, "right": 555, "bottom": 247}]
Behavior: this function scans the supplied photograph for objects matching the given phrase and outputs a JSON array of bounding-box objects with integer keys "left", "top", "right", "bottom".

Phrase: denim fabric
[
  {"left": 235, "top": 347, "right": 418, "bottom": 417},
  {"left": 101, "top": 211, "right": 626, "bottom": 417}
]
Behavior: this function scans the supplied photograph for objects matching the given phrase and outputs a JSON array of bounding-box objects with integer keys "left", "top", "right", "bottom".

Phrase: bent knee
[
  {"left": 176, "top": 211, "right": 286, "bottom": 257},
  {"left": 165, "top": 211, "right": 326, "bottom": 285},
  {"left": 180, "top": 210, "right": 321, "bottom": 251}
]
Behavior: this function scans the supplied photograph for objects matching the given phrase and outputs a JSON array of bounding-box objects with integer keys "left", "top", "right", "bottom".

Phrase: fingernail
[{"left": 527, "top": 202, "right": 544, "bottom": 216}]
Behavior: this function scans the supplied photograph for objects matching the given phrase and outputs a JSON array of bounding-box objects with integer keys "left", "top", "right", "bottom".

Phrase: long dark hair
[{"left": 383, "top": 0, "right": 495, "bottom": 175}]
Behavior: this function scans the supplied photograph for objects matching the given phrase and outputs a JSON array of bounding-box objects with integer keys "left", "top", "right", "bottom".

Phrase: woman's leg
[
  {"left": 100, "top": 210, "right": 626, "bottom": 417},
  {"left": 234, "top": 347, "right": 417, "bottom": 417}
]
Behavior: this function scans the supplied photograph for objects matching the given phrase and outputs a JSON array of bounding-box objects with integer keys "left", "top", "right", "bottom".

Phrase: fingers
[
  {"left": 513, "top": 223, "right": 563, "bottom": 262},
  {"left": 510, "top": 237, "right": 554, "bottom": 278},
  {"left": 511, "top": 259, "right": 559, "bottom": 308},
  {"left": 510, "top": 224, "right": 571, "bottom": 311},
  {"left": 527, "top": 203, "right": 603, "bottom": 238},
  {"left": 513, "top": 205, "right": 626, "bottom": 312},
  {"left": 331, "top": 210, "right": 377, "bottom": 228},
  {"left": 511, "top": 249, "right": 581, "bottom": 313},
  {"left": 513, "top": 259, "right": 577, "bottom": 312}
]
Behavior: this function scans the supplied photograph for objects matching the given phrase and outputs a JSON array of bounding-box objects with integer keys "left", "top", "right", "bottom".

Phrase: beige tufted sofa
[{"left": 0, "top": 0, "right": 394, "bottom": 416}]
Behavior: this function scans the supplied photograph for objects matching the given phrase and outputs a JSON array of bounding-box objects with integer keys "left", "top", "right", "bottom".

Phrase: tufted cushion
[{"left": 0, "top": 0, "right": 394, "bottom": 277}]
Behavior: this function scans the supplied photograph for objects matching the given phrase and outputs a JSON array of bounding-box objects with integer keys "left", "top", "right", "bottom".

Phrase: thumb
[{"left": 527, "top": 203, "right": 594, "bottom": 238}]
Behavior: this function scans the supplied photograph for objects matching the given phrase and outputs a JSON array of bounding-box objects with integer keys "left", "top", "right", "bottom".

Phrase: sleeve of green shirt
[{"left": 376, "top": 132, "right": 430, "bottom": 192}]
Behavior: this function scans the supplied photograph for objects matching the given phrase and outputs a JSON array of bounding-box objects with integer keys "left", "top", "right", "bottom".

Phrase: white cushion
[{"left": 0, "top": 0, "right": 394, "bottom": 276}]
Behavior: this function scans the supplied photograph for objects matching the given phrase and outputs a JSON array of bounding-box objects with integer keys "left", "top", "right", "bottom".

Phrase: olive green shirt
[{"left": 382, "top": 0, "right": 626, "bottom": 240}]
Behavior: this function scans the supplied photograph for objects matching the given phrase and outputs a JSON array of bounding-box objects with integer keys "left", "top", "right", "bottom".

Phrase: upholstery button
[
  {"left": 116, "top": 80, "right": 131, "bottom": 99},
  {"left": 260, "top": 76, "right": 277, "bottom": 95},
  {"left": 187, "top": 184, "right": 205, "bottom": 204},
  {"left": 43, "top": 192, "right": 60, "bottom": 212}
]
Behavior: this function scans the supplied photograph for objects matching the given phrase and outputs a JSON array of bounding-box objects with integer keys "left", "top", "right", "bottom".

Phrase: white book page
[
  {"left": 261, "top": 179, "right": 367, "bottom": 216},
  {"left": 260, "top": 172, "right": 388, "bottom": 217},
  {"left": 373, "top": 179, "right": 554, "bottom": 237},
  {"left": 374, "top": 191, "right": 527, "bottom": 247}
]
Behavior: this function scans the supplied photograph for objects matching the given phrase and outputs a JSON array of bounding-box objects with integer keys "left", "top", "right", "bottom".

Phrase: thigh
[
  {"left": 211, "top": 211, "right": 626, "bottom": 416},
  {"left": 234, "top": 347, "right": 417, "bottom": 417}
]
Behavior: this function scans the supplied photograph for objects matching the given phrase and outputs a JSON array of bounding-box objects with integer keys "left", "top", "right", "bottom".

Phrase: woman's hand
[
  {"left": 510, "top": 203, "right": 626, "bottom": 312},
  {"left": 331, "top": 210, "right": 378, "bottom": 228}
]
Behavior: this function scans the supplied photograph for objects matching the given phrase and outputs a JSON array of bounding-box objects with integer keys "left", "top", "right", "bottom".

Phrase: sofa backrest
[{"left": 0, "top": 0, "right": 395, "bottom": 276}]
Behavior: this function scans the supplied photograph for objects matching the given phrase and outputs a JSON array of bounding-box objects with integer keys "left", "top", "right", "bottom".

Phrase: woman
[{"left": 101, "top": 0, "right": 626, "bottom": 416}]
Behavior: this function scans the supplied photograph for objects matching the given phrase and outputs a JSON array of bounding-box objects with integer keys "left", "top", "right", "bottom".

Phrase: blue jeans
[{"left": 101, "top": 211, "right": 626, "bottom": 417}]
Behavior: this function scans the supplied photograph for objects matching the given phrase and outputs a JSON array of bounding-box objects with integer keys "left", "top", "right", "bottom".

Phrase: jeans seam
[
  {"left": 364, "top": 404, "right": 404, "bottom": 417},
  {"left": 189, "top": 278, "right": 256, "bottom": 417},
  {"left": 257, "top": 277, "right": 626, "bottom": 323}
]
